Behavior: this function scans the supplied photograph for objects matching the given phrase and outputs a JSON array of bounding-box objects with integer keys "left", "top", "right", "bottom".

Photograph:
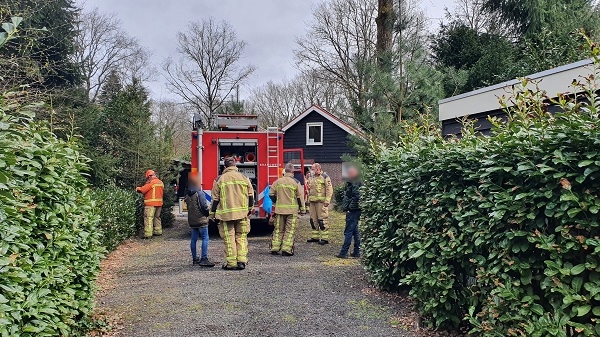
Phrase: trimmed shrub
[
  {"left": 161, "top": 184, "right": 176, "bottom": 228},
  {"left": 333, "top": 184, "right": 346, "bottom": 212},
  {"left": 362, "top": 62, "right": 600, "bottom": 335},
  {"left": 0, "top": 99, "right": 102, "bottom": 336},
  {"left": 92, "top": 187, "right": 137, "bottom": 252}
]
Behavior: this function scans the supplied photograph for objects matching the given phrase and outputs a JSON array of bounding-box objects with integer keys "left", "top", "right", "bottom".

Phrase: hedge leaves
[
  {"left": 0, "top": 98, "right": 102, "bottom": 336},
  {"left": 92, "top": 187, "right": 137, "bottom": 252},
  {"left": 362, "top": 61, "right": 600, "bottom": 336}
]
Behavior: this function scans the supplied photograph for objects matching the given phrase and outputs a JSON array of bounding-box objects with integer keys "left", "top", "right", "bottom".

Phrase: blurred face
[
  {"left": 191, "top": 175, "right": 201, "bottom": 188},
  {"left": 312, "top": 164, "right": 322, "bottom": 175},
  {"left": 347, "top": 167, "right": 359, "bottom": 180}
]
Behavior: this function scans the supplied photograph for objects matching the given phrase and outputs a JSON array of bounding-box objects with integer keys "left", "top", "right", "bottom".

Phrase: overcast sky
[{"left": 78, "top": 0, "right": 453, "bottom": 100}]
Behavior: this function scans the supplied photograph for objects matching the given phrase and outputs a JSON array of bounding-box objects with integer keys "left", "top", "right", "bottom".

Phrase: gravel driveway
[{"left": 95, "top": 212, "right": 427, "bottom": 337}]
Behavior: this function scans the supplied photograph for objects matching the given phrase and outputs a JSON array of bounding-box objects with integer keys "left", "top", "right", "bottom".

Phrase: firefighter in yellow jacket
[
  {"left": 269, "top": 163, "right": 306, "bottom": 256},
  {"left": 307, "top": 163, "right": 333, "bottom": 244},
  {"left": 209, "top": 157, "right": 254, "bottom": 270},
  {"left": 136, "top": 170, "right": 165, "bottom": 238}
]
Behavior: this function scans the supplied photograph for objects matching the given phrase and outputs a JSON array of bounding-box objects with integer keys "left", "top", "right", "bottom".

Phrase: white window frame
[{"left": 306, "top": 122, "right": 323, "bottom": 146}]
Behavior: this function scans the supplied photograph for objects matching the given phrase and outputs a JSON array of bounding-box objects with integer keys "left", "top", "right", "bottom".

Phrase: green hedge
[
  {"left": 362, "top": 72, "right": 600, "bottom": 335},
  {"left": 0, "top": 99, "right": 102, "bottom": 336},
  {"left": 333, "top": 184, "right": 346, "bottom": 212},
  {"left": 92, "top": 187, "right": 137, "bottom": 252},
  {"left": 161, "top": 184, "right": 176, "bottom": 228}
]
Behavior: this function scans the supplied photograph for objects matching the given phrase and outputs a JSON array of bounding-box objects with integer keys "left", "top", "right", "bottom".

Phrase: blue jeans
[
  {"left": 191, "top": 227, "right": 209, "bottom": 260},
  {"left": 340, "top": 211, "right": 361, "bottom": 256}
]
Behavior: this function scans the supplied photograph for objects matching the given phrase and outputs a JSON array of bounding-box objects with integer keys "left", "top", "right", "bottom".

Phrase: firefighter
[
  {"left": 269, "top": 163, "right": 306, "bottom": 256},
  {"left": 209, "top": 157, "right": 254, "bottom": 270},
  {"left": 306, "top": 163, "right": 333, "bottom": 245},
  {"left": 136, "top": 170, "right": 165, "bottom": 238}
]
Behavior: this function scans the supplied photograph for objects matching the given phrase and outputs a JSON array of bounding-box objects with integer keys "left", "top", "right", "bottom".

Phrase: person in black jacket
[
  {"left": 185, "top": 176, "right": 215, "bottom": 267},
  {"left": 336, "top": 167, "right": 362, "bottom": 259}
]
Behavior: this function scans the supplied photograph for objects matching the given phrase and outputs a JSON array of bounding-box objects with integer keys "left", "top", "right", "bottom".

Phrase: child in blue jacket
[{"left": 185, "top": 177, "right": 215, "bottom": 267}]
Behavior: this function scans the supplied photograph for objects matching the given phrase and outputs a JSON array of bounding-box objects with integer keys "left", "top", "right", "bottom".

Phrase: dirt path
[{"left": 95, "top": 212, "right": 427, "bottom": 337}]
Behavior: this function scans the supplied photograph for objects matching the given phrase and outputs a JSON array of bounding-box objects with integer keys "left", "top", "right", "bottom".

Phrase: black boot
[
  {"left": 318, "top": 240, "right": 329, "bottom": 245},
  {"left": 237, "top": 262, "right": 246, "bottom": 270},
  {"left": 193, "top": 258, "right": 201, "bottom": 265},
  {"left": 282, "top": 251, "right": 294, "bottom": 256},
  {"left": 199, "top": 258, "right": 215, "bottom": 267},
  {"left": 307, "top": 238, "right": 320, "bottom": 243},
  {"left": 222, "top": 264, "right": 239, "bottom": 270}
]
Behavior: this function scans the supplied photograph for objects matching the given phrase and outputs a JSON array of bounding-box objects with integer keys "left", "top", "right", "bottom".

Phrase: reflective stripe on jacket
[
  {"left": 270, "top": 173, "right": 306, "bottom": 215},
  {"left": 211, "top": 166, "right": 254, "bottom": 221},
  {"left": 137, "top": 178, "right": 164, "bottom": 206},
  {"left": 307, "top": 173, "right": 333, "bottom": 203}
]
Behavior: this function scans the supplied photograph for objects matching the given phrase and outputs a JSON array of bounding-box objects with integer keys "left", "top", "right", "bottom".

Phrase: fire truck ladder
[{"left": 267, "top": 127, "right": 281, "bottom": 185}]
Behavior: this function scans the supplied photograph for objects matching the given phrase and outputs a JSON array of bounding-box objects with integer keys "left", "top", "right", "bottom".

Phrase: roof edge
[
  {"left": 282, "top": 105, "right": 364, "bottom": 137},
  {"left": 438, "top": 59, "right": 593, "bottom": 105}
]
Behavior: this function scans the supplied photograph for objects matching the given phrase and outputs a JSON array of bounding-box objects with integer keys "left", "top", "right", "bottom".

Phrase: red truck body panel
[{"left": 190, "top": 130, "right": 284, "bottom": 220}]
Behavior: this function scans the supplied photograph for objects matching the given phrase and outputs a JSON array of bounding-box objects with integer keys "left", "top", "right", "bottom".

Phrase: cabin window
[{"left": 306, "top": 122, "right": 323, "bottom": 145}]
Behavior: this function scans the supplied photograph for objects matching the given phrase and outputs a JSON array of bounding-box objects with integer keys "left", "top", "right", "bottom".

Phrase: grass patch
[
  {"left": 283, "top": 314, "right": 298, "bottom": 323},
  {"left": 348, "top": 299, "right": 389, "bottom": 320},
  {"left": 321, "top": 257, "right": 360, "bottom": 267},
  {"left": 295, "top": 210, "right": 347, "bottom": 245},
  {"left": 152, "top": 322, "right": 172, "bottom": 330},
  {"left": 225, "top": 302, "right": 243, "bottom": 312},
  {"left": 188, "top": 304, "right": 204, "bottom": 313}
]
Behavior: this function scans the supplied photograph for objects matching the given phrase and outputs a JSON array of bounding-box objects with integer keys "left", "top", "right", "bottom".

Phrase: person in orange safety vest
[{"left": 136, "top": 170, "right": 165, "bottom": 238}]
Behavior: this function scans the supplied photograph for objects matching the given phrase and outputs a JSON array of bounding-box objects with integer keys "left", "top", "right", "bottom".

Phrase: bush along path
[
  {"left": 361, "top": 51, "right": 600, "bottom": 335},
  {"left": 93, "top": 212, "right": 455, "bottom": 337}
]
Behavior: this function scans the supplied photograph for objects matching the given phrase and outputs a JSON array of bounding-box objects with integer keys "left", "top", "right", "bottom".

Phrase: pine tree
[
  {"left": 0, "top": 0, "right": 80, "bottom": 88},
  {"left": 483, "top": 0, "right": 599, "bottom": 36},
  {"left": 102, "top": 78, "right": 153, "bottom": 188},
  {"left": 97, "top": 70, "right": 123, "bottom": 106}
]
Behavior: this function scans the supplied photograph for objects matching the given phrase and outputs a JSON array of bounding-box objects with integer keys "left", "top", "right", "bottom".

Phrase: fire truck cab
[{"left": 191, "top": 115, "right": 301, "bottom": 223}]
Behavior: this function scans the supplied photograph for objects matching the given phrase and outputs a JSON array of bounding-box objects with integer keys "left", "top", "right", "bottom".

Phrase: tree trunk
[
  {"left": 375, "top": 0, "right": 395, "bottom": 71},
  {"left": 374, "top": 0, "right": 395, "bottom": 115}
]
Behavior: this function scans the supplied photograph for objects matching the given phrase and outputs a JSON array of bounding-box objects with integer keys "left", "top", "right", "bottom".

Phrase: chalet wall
[{"left": 283, "top": 110, "right": 355, "bottom": 163}]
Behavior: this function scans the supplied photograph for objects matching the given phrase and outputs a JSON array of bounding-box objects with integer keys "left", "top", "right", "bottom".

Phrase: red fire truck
[{"left": 190, "top": 114, "right": 304, "bottom": 223}]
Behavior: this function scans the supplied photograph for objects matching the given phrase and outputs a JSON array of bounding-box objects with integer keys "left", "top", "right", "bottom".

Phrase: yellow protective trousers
[
  {"left": 143, "top": 206, "right": 162, "bottom": 238},
  {"left": 309, "top": 202, "right": 329, "bottom": 240},
  {"left": 218, "top": 218, "right": 250, "bottom": 267},
  {"left": 270, "top": 214, "right": 298, "bottom": 254}
]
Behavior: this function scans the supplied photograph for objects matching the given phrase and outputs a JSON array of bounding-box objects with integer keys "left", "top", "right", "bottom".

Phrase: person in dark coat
[
  {"left": 336, "top": 167, "right": 362, "bottom": 259},
  {"left": 185, "top": 176, "right": 215, "bottom": 267}
]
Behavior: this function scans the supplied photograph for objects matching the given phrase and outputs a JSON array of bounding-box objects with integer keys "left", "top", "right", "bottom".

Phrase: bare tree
[
  {"left": 73, "top": 8, "right": 152, "bottom": 102},
  {"left": 163, "top": 19, "right": 256, "bottom": 127},
  {"left": 248, "top": 71, "right": 349, "bottom": 128},
  {"left": 295, "top": 0, "right": 378, "bottom": 111},
  {"left": 446, "top": 0, "right": 513, "bottom": 35},
  {"left": 295, "top": 0, "right": 435, "bottom": 125},
  {"left": 151, "top": 100, "right": 193, "bottom": 160},
  {"left": 248, "top": 80, "right": 299, "bottom": 128}
]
